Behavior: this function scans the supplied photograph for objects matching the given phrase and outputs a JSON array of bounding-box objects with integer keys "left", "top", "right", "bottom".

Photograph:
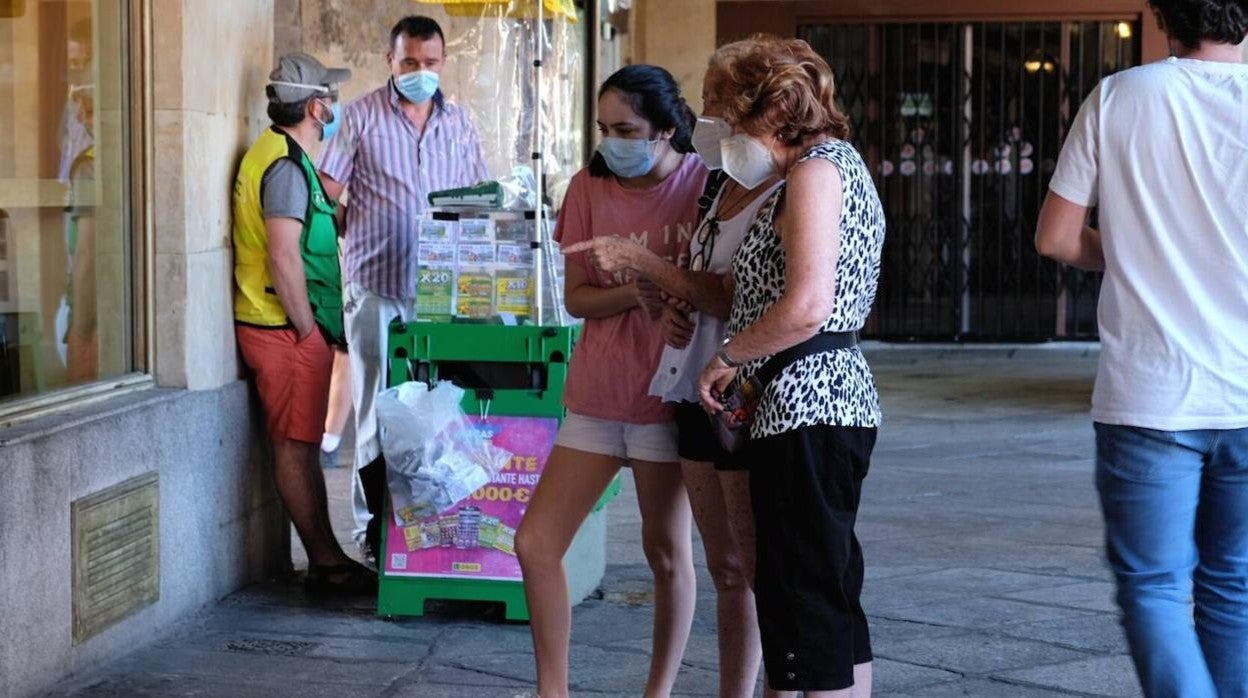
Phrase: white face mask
[
  {"left": 721, "top": 133, "right": 776, "bottom": 189},
  {"left": 691, "top": 116, "right": 732, "bottom": 170}
]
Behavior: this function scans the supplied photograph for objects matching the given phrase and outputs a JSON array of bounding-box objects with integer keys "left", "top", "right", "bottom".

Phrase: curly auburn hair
[
  {"left": 706, "top": 39, "right": 751, "bottom": 82},
  {"left": 1149, "top": 0, "right": 1248, "bottom": 48},
  {"left": 714, "top": 35, "right": 851, "bottom": 145}
]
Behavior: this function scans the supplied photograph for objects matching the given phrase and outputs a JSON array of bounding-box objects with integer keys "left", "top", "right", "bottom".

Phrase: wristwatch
[{"left": 716, "top": 337, "right": 742, "bottom": 368}]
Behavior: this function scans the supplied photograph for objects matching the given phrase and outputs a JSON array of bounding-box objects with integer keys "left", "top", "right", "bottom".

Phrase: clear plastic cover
[
  {"left": 430, "top": 2, "right": 586, "bottom": 210},
  {"left": 406, "top": 1, "right": 584, "bottom": 326}
]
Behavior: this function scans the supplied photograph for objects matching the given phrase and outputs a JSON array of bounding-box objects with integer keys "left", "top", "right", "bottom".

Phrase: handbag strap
[
  {"left": 753, "top": 331, "right": 859, "bottom": 386},
  {"left": 696, "top": 170, "right": 730, "bottom": 223}
]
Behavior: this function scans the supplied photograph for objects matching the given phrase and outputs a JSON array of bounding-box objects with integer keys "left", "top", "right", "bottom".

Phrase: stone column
[
  {"left": 153, "top": 0, "right": 275, "bottom": 390},
  {"left": 628, "top": 0, "right": 716, "bottom": 112}
]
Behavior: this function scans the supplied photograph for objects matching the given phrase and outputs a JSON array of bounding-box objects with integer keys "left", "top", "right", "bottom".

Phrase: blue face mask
[
  {"left": 598, "top": 137, "right": 660, "bottom": 179},
  {"left": 316, "top": 99, "right": 341, "bottom": 141},
  {"left": 395, "top": 70, "right": 439, "bottom": 104}
]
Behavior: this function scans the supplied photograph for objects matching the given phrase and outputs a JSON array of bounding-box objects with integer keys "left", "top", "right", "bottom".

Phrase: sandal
[{"left": 304, "top": 560, "right": 378, "bottom": 596}]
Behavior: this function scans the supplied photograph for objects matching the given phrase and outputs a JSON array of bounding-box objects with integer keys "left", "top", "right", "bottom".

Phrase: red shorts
[{"left": 235, "top": 324, "right": 332, "bottom": 444}]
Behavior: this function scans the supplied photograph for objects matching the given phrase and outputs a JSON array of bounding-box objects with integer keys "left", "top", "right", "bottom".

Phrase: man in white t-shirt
[{"left": 1036, "top": 2, "right": 1248, "bottom": 695}]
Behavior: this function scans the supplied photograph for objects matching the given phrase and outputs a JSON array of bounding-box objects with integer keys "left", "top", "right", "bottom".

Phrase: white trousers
[{"left": 343, "top": 282, "right": 415, "bottom": 539}]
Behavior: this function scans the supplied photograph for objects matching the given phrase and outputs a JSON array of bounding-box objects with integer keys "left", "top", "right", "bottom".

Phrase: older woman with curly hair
[{"left": 696, "top": 38, "right": 885, "bottom": 697}]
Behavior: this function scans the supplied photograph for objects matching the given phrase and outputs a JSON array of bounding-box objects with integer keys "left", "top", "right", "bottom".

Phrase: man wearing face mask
[
  {"left": 318, "top": 15, "right": 490, "bottom": 566},
  {"left": 232, "top": 52, "right": 375, "bottom": 594}
]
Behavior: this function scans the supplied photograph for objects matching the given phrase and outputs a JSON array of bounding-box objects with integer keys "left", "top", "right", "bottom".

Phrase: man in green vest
[{"left": 232, "top": 52, "right": 372, "bottom": 593}]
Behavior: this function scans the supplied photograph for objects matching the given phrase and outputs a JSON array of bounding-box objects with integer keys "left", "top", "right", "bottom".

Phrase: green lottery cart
[{"left": 377, "top": 206, "right": 619, "bottom": 620}]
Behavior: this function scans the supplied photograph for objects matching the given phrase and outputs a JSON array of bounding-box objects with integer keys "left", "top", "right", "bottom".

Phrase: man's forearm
[
  {"left": 1074, "top": 226, "right": 1105, "bottom": 271},
  {"left": 270, "top": 253, "right": 316, "bottom": 336},
  {"left": 1035, "top": 192, "right": 1105, "bottom": 272},
  {"left": 1043, "top": 225, "right": 1105, "bottom": 271}
]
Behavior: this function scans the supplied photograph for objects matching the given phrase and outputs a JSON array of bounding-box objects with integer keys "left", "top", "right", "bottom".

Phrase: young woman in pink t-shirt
[{"left": 515, "top": 65, "right": 707, "bottom": 697}]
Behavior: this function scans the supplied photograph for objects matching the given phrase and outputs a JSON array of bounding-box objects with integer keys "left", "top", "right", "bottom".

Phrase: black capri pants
[{"left": 746, "top": 424, "right": 876, "bottom": 692}]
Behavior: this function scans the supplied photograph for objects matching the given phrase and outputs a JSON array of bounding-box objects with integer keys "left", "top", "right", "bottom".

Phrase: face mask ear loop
[
  {"left": 315, "top": 98, "right": 336, "bottom": 126},
  {"left": 269, "top": 80, "right": 329, "bottom": 94}
]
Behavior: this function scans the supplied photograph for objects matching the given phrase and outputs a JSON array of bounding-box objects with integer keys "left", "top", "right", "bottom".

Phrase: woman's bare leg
[
  {"left": 516, "top": 447, "right": 621, "bottom": 698},
  {"left": 632, "top": 459, "right": 697, "bottom": 697},
  {"left": 682, "top": 460, "right": 762, "bottom": 697}
]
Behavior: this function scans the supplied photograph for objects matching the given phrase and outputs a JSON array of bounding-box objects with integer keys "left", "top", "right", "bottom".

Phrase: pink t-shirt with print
[{"left": 555, "top": 154, "right": 707, "bottom": 424}]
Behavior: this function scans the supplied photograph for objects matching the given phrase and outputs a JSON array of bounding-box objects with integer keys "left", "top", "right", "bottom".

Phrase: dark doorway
[{"left": 801, "top": 20, "right": 1139, "bottom": 341}]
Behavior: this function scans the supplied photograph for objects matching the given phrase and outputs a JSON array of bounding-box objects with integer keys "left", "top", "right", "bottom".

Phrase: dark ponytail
[{"left": 589, "top": 64, "right": 698, "bottom": 178}]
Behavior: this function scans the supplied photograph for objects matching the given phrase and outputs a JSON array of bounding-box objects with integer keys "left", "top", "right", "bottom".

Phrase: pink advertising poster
[{"left": 383, "top": 416, "right": 558, "bottom": 581}]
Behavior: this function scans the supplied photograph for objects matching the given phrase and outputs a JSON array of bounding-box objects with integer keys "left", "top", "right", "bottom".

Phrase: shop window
[{"left": 0, "top": 0, "right": 140, "bottom": 406}]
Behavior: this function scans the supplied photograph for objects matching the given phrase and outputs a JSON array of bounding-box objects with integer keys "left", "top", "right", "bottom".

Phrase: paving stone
[
  {"left": 865, "top": 564, "right": 937, "bottom": 582},
  {"left": 47, "top": 674, "right": 386, "bottom": 698},
  {"left": 870, "top": 567, "right": 1088, "bottom": 597},
  {"left": 858, "top": 519, "right": 944, "bottom": 543},
  {"left": 874, "top": 631, "right": 1095, "bottom": 675},
  {"left": 97, "top": 647, "right": 412, "bottom": 687},
  {"left": 390, "top": 683, "right": 526, "bottom": 698},
  {"left": 425, "top": 623, "right": 535, "bottom": 664},
  {"left": 153, "top": 628, "right": 431, "bottom": 664},
  {"left": 566, "top": 644, "right": 717, "bottom": 694},
  {"left": 608, "top": 631, "right": 724, "bottom": 675},
  {"left": 864, "top": 587, "right": 969, "bottom": 616},
  {"left": 880, "top": 677, "right": 1085, "bottom": 696},
  {"left": 873, "top": 657, "right": 965, "bottom": 693},
  {"left": 199, "top": 601, "right": 439, "bottom": 643},
  {"left": 996, "top": 655, "right": 1141, "bottom": 697},
  {"left": 1003, "top": 581, "right": 1119, "bottom": 613},
  {"left": 881, "top": 596, "right": 1101, "bottom": 630},
  {"left": 998, "top": 614, "right": 1130, "bottom": 655},
  {"left": 869, "top": 616, "right": 970, "bottom": 643},
  {"left": 398, "top": 664, "right": 533, "bottom": 690}
]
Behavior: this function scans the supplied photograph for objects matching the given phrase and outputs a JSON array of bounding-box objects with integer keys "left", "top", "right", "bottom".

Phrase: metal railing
[{"left": 801, "top": 20, "right": 1138, "bottom": 341}]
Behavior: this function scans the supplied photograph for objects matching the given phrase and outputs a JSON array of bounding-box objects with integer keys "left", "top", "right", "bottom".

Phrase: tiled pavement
[{"left": 46, "top": 347, "right": 1143, "bottom": 697}]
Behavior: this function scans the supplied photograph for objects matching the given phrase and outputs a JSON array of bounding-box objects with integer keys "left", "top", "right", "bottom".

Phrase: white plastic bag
[
  {"left": 377, "top": 381, "right": 512, "bottom": 525},
  {"left": 498, "top": 165, "right": 538, "bottom": 210}
]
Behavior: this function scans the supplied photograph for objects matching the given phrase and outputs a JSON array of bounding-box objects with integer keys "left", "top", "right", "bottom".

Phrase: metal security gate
[{"left": 800, "top": 20, "right": 1139, "bottom": 341}]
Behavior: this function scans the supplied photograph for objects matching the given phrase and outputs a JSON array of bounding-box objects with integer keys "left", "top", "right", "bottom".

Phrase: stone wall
[
  {"left": 0, "top": 385, "right": 286, "bottom": 698},
  {"left": 153, "top": 0, "right": 275, "bottom": 391},
  {"left": 627, "top": 0, "right": 717, "bottom": 112},
  {"left": 0, "top": 0, "right": 287, "bottom": 695}
]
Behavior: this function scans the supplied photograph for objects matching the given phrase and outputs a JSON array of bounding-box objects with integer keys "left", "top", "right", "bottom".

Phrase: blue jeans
[{"left": 1096, "top": 423, "right": 1248, "bottom": 698}]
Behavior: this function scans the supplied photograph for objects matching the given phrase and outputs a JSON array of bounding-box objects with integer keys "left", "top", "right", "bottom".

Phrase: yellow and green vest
[{"left": 232, "top": 127, "right": 344, "bottom": 344}]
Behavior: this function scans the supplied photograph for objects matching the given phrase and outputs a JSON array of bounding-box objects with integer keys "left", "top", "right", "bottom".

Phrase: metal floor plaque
[{"left": 72, "top": 473, "right": 159, "bottom": 644}]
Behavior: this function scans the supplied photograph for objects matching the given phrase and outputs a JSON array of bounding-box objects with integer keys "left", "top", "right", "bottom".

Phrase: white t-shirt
[
  {"left": 1050, "top": 57, "right": 1248, "bottom": 430},
  {"left": 648, "top": 179, "right": 784, "bottom": 404}
]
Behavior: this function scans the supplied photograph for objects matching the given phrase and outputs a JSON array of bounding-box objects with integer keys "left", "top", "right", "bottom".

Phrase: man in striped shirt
[{"left": 319, "top": 15, "right": 489, "bottom": 564}]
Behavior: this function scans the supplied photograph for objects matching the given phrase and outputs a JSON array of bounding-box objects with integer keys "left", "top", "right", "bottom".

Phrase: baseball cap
[{"left": 268, "top": 52, "right": 352, "bottom": 104}]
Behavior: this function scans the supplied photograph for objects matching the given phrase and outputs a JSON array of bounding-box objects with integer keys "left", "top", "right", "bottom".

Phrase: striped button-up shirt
[{"left": 319, "top": 82, "right": 489, "bottom": 299}]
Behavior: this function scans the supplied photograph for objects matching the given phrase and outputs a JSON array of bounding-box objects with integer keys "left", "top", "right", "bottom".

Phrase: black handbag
[{"left": 712, "top": 331, "right": 859, "bottom": 453}]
